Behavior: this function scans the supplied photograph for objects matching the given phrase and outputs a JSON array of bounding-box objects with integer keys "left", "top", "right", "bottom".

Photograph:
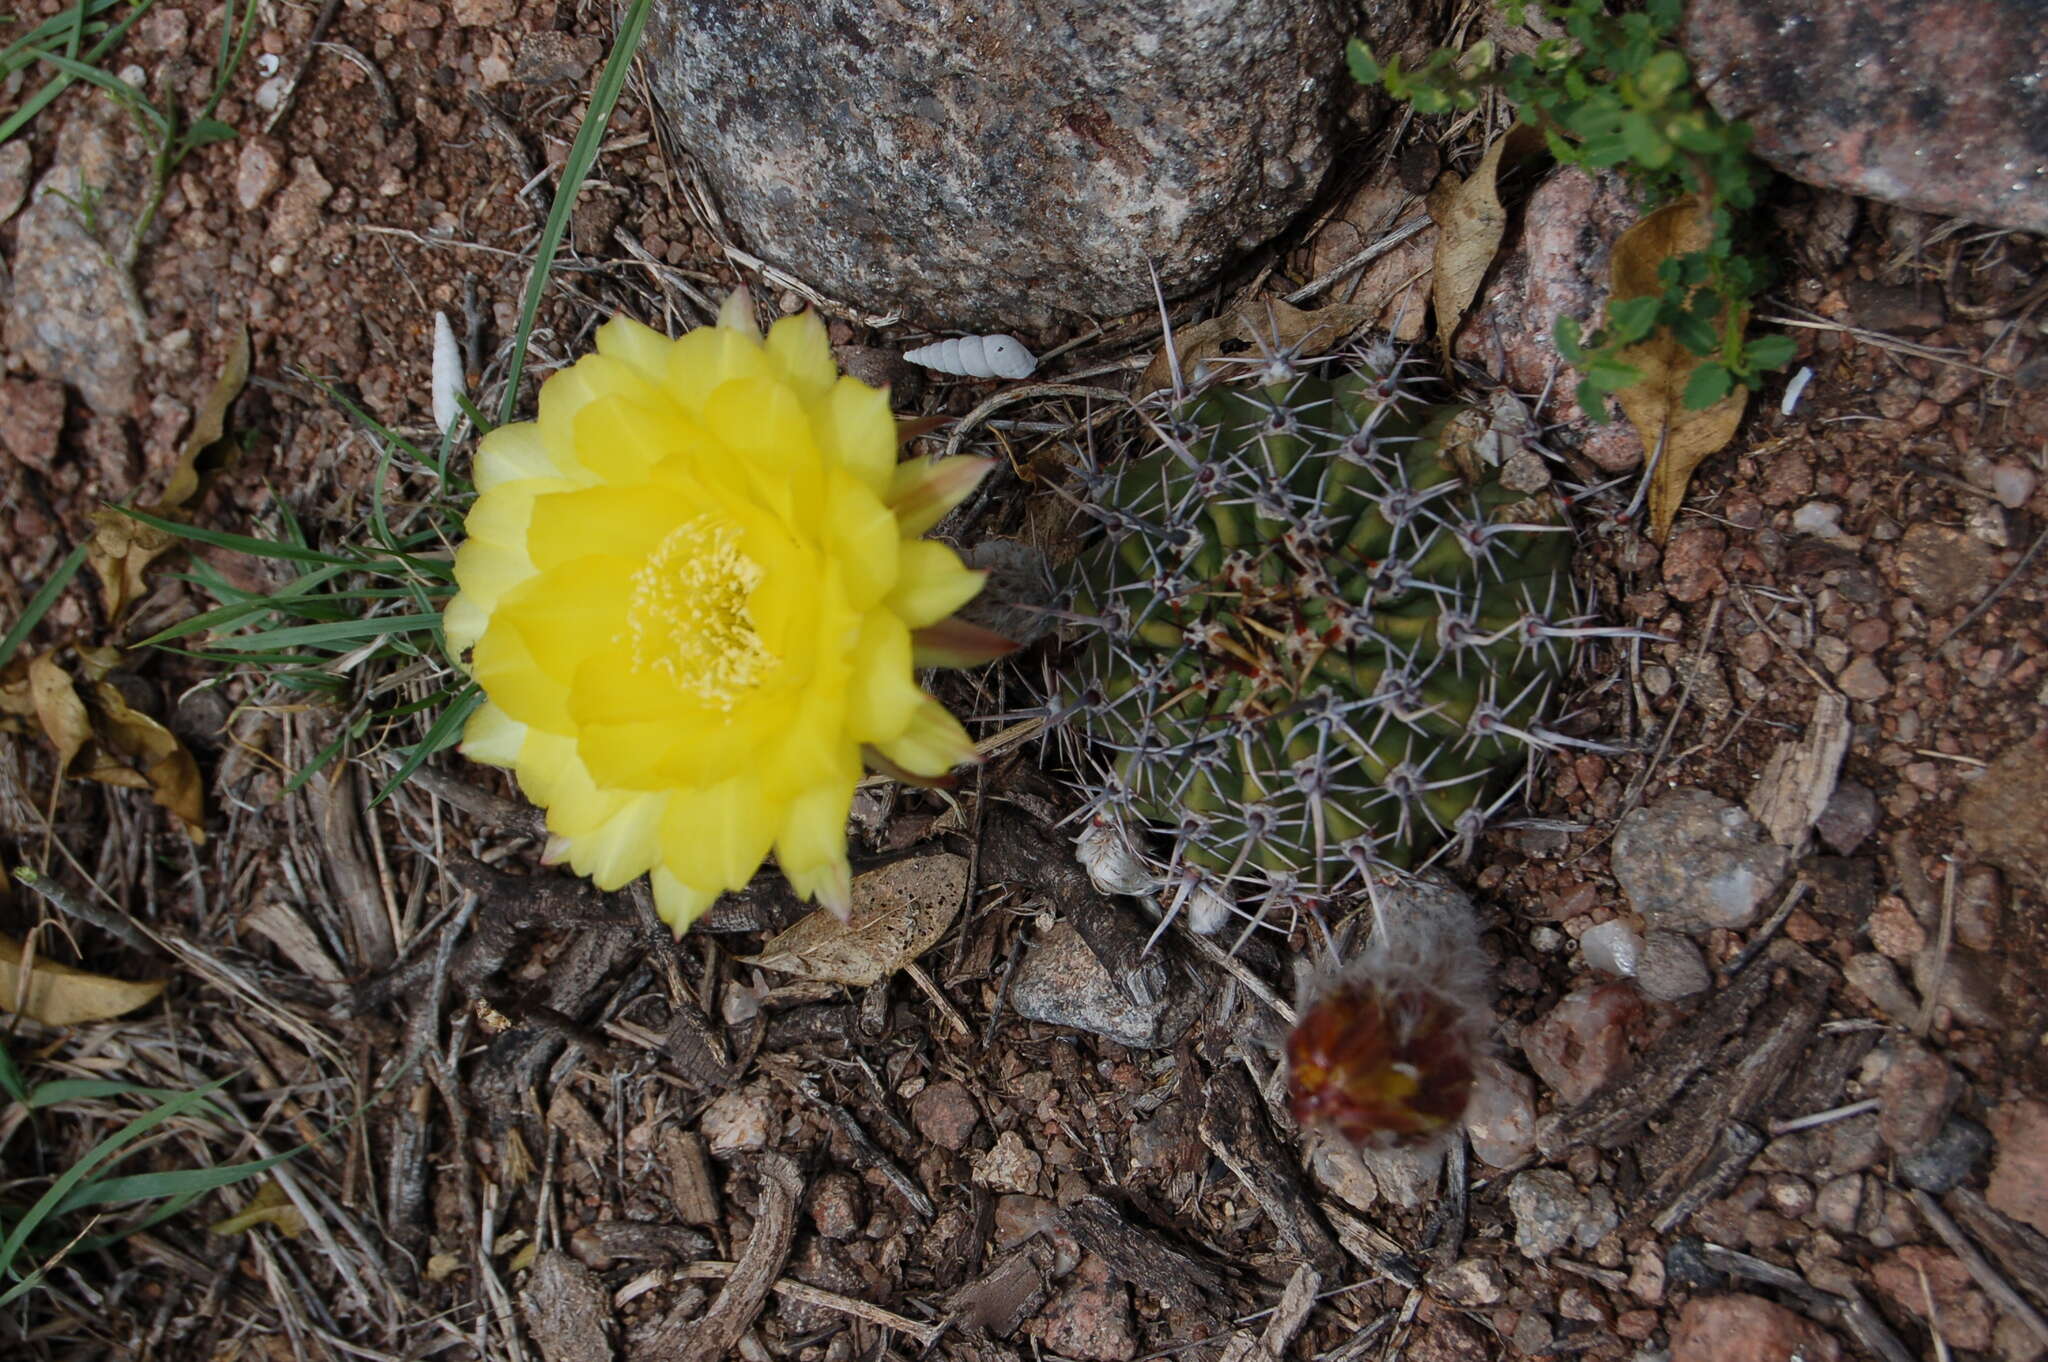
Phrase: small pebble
[
  {"left": 1843, "top": 953, "right": 1919, "bottom": 1025},
  {"left": 1579, "top": 919, "right": 1643, "bottom": 977},
  {"left": 1430, "top": 1257, "right": 1509, "bottom": 1307},
  {"left": 1989, "top": 462, "right": 2038, "bottom": 508},
  {"left": 700, "top": 1085, "right": 778, "bottom": 1155},
  {"left": 1815, "top": 779, "right": 1879, "bottom": 853},
  {"left": 972, "top": 1130, "right": 1043, "bottom": 1194},
  {"left": 1662, "top": 1236, "right": 1726, "bottom": 1290},
  {"left": 1637, "top": 930, "right": 1712, "bottom": 1001},
  {"left": 1814, "top": 1174, "right": 1864, "bottom": 1234},
  {"left": 809, "top": 1171, "right": 866, "bottom": 1240},
  {"left": 1898, "top": 1117, "right": 1991, "bottom": 1194},
  {"left": 1522, "top": 983, "right": 1641, "bottom": 1105},
  {"left": 1508, "top": 1169, "right": 1590, "bottom": 1260},
  {"left": 1792, "top": 500, "right": 1849, "bottom": 541},
  {"left": 1877, "top": 1042, "right": 1958, "bottom": 1153},
  {"left": 1464, "top": 1056, "right": 1539, "bottom": 1168},
  {"left": 1867, "top": 898, "right": 1926, "bottom": 959}
]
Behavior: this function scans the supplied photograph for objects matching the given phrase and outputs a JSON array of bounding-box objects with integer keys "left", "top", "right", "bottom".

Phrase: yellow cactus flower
[{"left": 445, "top": 294, "right": 1004, "bottom": 932}]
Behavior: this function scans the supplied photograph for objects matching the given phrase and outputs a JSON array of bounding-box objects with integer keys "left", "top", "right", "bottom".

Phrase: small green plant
[{"left": 1350, "top": 0, "right": 1794, "bottom": 415}]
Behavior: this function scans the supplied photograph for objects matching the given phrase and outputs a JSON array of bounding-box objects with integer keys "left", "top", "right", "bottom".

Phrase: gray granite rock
[
  {"left": 1612, "top": 788, "right": 1792, "bottom": 934},
  {"left": 1637, "top": 929, "right": 1713, "bottom": 1001},
  {"left": 643, "top": 0, "right": 1406, "bottom": 329},
  {"left": 1009, "top": 920, "right": 1195, "bottom": 1048},
  {"left": 1508, "top": 1168, "right": 1589, "bottom": 1260},
  {"left": 3, "top": 113, "right": 142, "bottom": 417},
  {"left": 1684, "top": 0, "right": 2048, "bottom": 235}
]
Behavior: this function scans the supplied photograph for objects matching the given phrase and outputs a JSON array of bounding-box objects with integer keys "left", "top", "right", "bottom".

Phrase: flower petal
[
  {"left": 885, "top": 539, "right": 985, "bottom": 629},
  {"left": 702, "top": 377, "right": 824, "bottom": 529},
  {"left": 459, "top": 700, "right": 528, "bottom": 767},
  {"left": 663, "top": 324, "right": 771, "bottom": 415},
  {"left": 651, "top": 866, "right": 716, "bottom": 935},
  {"left": 765, "top": 311, "right": 836, "bottom": 400},
  {"left": 557, "top": 790, "right": 667, "bottom": 890},
  {"left": 497, "top": 556, "right": 636, "bottom": 686},
  {"left": 471, "top": 617, "right": 574, "bottom": 734},
  {"left": 875, "top": 695, "right": 978, "bottom": 777},
  {"left": 474, "top": 421, "right": 567, "bottom": 492},
  {"left": 537, "top": 354, "right": 675, "bottom": 479},
  {"left": 887, "top": 456, "right": 993, "bottom": 537},
  {"left": 569, "top": 390, "right": 705, "bottom": 486},
  {"left": 525, "top": 482, "right": 694, "bottom": 575},
  {"left": 594, "top": 314, "right": 676, "bottom": 388},
  {"left": 825, "top": 469, "right": 900, "bottom": 609},
  {"left": 774, "top": 754, "right": 859, "bottom": 915},
  {"left": 844, "top": 611, "right": 920, "bottom": 743},
  {"left": 813, "top": 376, "right": 896, "bottom": 496},
  {"left": 659, "top": 775, "right": 779, "bottom": 895}
]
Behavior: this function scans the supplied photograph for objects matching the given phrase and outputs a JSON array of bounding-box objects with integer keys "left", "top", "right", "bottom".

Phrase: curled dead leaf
[
  {"left": 208, "top": 1179, "right": 307, "bottom": 1239},
  {"left": 159, "top": 323, "right": 250, "bottom": 512},
  {"left": 27, "top": 653, "right": 93, "bottom": 774},
  {"left": 86, "top": 509, "right": 179, "bottom": 625},
  {"left": 1428, "top": 124, "right": 1546, "bottom": 358},
  {"left": 1139, "top": 298, "right": 1382, "bottom": 395},
  {"left": 89, "top": 680, "right": 206, "bottom": 842},
  {"left": 1607, "top": 198, "right": 1750, "bottom": 541},
  {"left": 738, "top": 853, "right": 968, "bottom": 987},
  {"left": 9, "top": 650, "right": 206, "bottom": 840},
  {"left": 0, "top": 932, "right": 165, "bottom": 1025}
]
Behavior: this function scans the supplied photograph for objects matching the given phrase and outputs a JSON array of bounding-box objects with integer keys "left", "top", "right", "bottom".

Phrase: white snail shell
[{"left": 903, "top": 333, "right": 1037, "bottom": 379}]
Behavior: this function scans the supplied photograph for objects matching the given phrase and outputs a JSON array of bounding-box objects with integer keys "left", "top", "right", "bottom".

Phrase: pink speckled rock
[
  {"left": 1684, "top": 0, "right": 2048, "bottom": 235},
  {"left": 1671, "top": 1295, "right": 1842, "bottom": 1362},
  {"left": 1521, "top": 982, "right": 1642, "bottom": 1107}
]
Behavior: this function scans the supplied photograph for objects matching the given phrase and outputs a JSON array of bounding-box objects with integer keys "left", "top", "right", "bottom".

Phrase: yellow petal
[
  {"left": 765, "top": 312, "right": 836, "bottom": 400},
  {"left": 659, "top": 776, "right": 779, "bottom": 895},
  {"left": 812, "top": 376, "right": 895, "bottom": 496},
  {"left": 886, "top": 456, "right": 993, "bottom": 536},
  {"left": 824, "top": 469, "right": 900, "bottom": 609},
  {"left": 568, "top": 390, "right": 705, "bottom": 486},
  {"left": 459, "top": 700, "right": 527, "bottom": 767},
  {"left": 774, "top": 755, "right": 859, "bottom": 913},
  {"left": 650, "top": 867, "right": 716, "bottom": 935},
  {"left": 701, "top": 377, "right": 824, "bottom": 530},
  {"left": 875, "top": 695, "right": 978, "bottom": 777},
  {"left": 525, "top": 483, "right": 693, "bottom": 575},
  {"left": 444, "top": 593, "right": 489, "bottom": 659},
  {"left": 884, "top": 540, "right": 985, "bottom": 628},
  {"left": 557, "top": 791, "right": 667, "bottom": 890},
  {"left": 844, "top": 611, "right": 920, "bottom": 743},
  {"left": 474, "top": 421, "right": 567, "bottom": 492},
  {"left": 512, "top": 729, "right": 583, "bottom": 808},
  {"left": 663, "top": 324, "right": 771, "bottom": 415},
  {"left": 471, "top": 618, "right": 574, "bottom": 734},
  {"left": 594, "top": 314, "right": 677, "bottom": 388},
  {"left": 497, "top": 556, "right": 636, "bottom": 686},
  {"left": 537, "top": 354, "right": 674, "bottom": 478}
]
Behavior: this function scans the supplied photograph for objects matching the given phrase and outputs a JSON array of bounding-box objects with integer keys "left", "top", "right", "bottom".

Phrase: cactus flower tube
[{"left": 446, "top": 295, "right": 1002, "bottom": 932}]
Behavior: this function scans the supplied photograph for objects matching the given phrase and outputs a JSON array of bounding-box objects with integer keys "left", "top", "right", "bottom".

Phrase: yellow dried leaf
[
  {"left": 1139, "top": 298, "right": 1382, "bottom": 395},
  {"left": 89, "top": 681, "right": 206, "bottom": 842},
  {"left": 0, "top": 932, "right": 165, "bottom": 1025},
  {"left": 86, "top": 508, "right": 179, "bottom": 626},
  {"left": 27, "top": 654, "right": 92, "bottom": 773},
  {"left": 1428, "top": 124, "right": 1545, "bottom": 358},
  {"left": 738, "top": 853, "right": 968, "bottom": 986},
  {"left": 160, "top": 323, "right": 251, "bottom": 512},
  {"left": 208, "top": 1179, "right": 307, "bottom": 1239},
  {"left": 1607, "top": 198, "right": 1750, "bottom": 541}
]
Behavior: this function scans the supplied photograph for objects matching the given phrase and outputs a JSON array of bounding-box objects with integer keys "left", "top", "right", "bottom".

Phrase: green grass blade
[
  {"left": 0, "top": 1040, "right": 28, "bottom": 1106},
  {"left": 0, "top": 541, "right": 89, "bottom": 668},
  {"left": 22, "top": 47, "right": 168, "bottom": 134},
  {"left": 0, "top": 1078, "right": 229, "bottom": 1290},
  {"left": 119, "top": 507, "right": 361, "bottom": 566},
  {"left": 199, "top": 613, "right": 441, "bottom": 653},
  {"left": 0, "top": 0, "right": 151, "bottom": 144},
  {"left": 498, "top": 0, "right": 654, "bottom": 424},
  {"left": 51, "top": 1147, "right": 298, "bottom": 1217},
  {"left": 372, "top": 683, "right": 481, "bottom": 805},
  {"left": 26, "top": 1079, "right": 230, "bottom": 1117},
  {"left": 0, "top": 0, "right": 121, "bottom": 72}
]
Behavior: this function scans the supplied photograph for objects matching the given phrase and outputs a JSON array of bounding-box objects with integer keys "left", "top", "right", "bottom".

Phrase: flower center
[{"left": 625, "top": 517, "right": 774, "bottom": 710}]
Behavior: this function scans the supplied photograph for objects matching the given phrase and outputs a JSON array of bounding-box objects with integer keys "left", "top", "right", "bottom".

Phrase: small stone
[
  {"left": 1612, "top": 788, "right": 1792, "bottom": 934},
  {"left": 1867, "top": 898, "right": 1926, "bottom": 959},
  {"left": 1663, "top": 526, "right": 1728, "bottom": 602},
  {"left": 1989, "top": 462, "right": 2038, "bottom": 508},
  {"left": 1792, "top": 500, "right": 1850, "bottom": 542},
  {"left": 1876, "top": 1042, "right": 1957, "bottom": 1153},
  {"left": 699, "top": 1085, "right": 777, "bottom": 1155},
  {"left": 1988, "top": 1099, "right": 2048, "bottom": 1235},
  {"left": 1429, "top": 1257, "right": 1509, "bottom": 1307},
  {"left": 1355, "top": 1141, "right": 1444, "bottom": 1211},
  {"left": 911, "top": 1080, "right": 981, "bottom": 1152},
  {"left": 1765, "top": 1174, "right": 1814, "bottom": 1218},
  {"left": 1507, "top": 1169, "right": 1589, "bottom": 1261},
  {"left": 809, "top": 1170, "right": 865, "bottom": 1240},
  {"left": 1664, "top": 1238, "right": 1727, "bottom": 1291},
  {"left": 0, "top": 141, "right": 30, "bottom": 224},
  {"left": 1669, "top": 1294, "right": 1842, "bottom": 1362},
  {"left": 972, "top": 1130, "right": 1043, "bottom": 1195},
  {"left": 1872, "top": 1247, "right": 1995, "bottom": 1351},
  {"left": 0, "top": 378, "right": 66, "bottom": 471},
  {"left": 234, "top": 136, "right": 284, "bottom": 212},
  {"left": 1897, "top": 1117, "right": 1991, "bottom": 1194},
  {"left": 1557, "top": 1287, "right": 1607, "bottom": 1323},
  {"left": 1912, "top": 945, "right": 2000, "bottom": 1028},
  {"left": 1823, "top": 1112, "right": 1887, "bottom": 1176},
  {"left": 1409, "top": 1315, "right": 1491, "bottom": 1362},
  {"left": 1033, "top": 1254, "right": 1136, "bottom": 1362},
  {"left": 1842, "top": 953, "right": 1918, "bottom": 1026},
  {"left": 1509, "top": 1308, "right": 1553, "bottom": 1356},
  {"left": 453, "top": 0, "right": 518, "bottom": 22},
  {"left": 992, "top": 1193, "right": 1063, "bottom": 1248},
  {"left": 1579, "top": 919, "right": 1644, "bottom": 977},
  {"left": 1837, "top": 656, "right": 1889, "bottom": 701},
  {"left": 266, "top": 156, "right": 333, "bottom": 247},
  {"left": 1969, "top": 501, "right": 2012, "bottom": 548},
  {"left": 1955, "top": 865, "right": 2002, "bottom": 952},
  {"left": 1009, "top": 922, "right": 1196, "bottom": 1049},
  {"left": 1814, "top": 1175, "right": 1863, "bottom": 1233},
  {"left": 1628, "top": 1248, "right": 1667, "bottom": 1303},
  {"left": 513, "top": 30, "right": 605, "bottom": 84},
  {"left": 1307, "top": 1132, "right": 1381, "bottom": 1213},
  {"left": 1959, "top": 732, "right": 2048, "bottom": 901},
  {"left": 1894, "top": 523, "right": 1998, "bottom": 614},
  {"left": 1996, "top": 1313, "right": 2048, "bottom": 1362},
  {"left": 1522, "top": 982, "right": 1642, "bottom": 1106},
  {"left": 1815, "top": 779, "right": 1879, "bottom": 854},
  {"left": 1464, "top": 1056, "right": 1538, "bottom": 1168},
  {"left": 1638, "top": 929, "right": 1713, "bottom": 1001}
]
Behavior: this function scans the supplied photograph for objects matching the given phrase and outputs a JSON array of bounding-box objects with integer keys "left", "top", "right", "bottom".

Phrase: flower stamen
[{"left": 626, "top": 517, "right": 773, "bottom": 709}]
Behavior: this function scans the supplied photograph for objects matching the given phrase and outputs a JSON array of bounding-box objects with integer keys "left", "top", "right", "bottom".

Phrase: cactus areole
[{"left": 1062, "top": 345, "right": 1606, "bottom": 894}]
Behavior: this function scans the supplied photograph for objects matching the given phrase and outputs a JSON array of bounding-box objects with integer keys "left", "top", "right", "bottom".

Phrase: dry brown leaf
[
  {"left": 89, "top": 680, "right": 206, "bottom": 842},
  {"left": 0, "top": 932, "right": 165, "bottom": 1025},
  {"left": 208, "top": 1179, "right": 307, "bottom": 1239},
  {"left": 739, "top": 853, "right": 968, "bottom": 986},
  {"left": 1139, "top": 298, "right": 1382, "bottom": 395},
  {"left": 1303, "top": 184, "right": 1435, "bottom": 342},
  {"left": 85, "top": 508, "right": 180, "bottom": 625},
  {"left": 1607, "top": 198, "right": 1750, "bottom": 540},
  {"left": 27, "top": 653, "right": 92, "bottom": 773},
  {"left": 1428, "top": 124, "right": 1545, "bottom": 358},
  {"left": 160, "top": 322, "right": 250, "bottom": 511}
]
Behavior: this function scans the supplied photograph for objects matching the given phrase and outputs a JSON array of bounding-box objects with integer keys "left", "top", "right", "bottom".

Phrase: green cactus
[{"left": 1058, "top": 341, "right": 1630, "bottom": 910}]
